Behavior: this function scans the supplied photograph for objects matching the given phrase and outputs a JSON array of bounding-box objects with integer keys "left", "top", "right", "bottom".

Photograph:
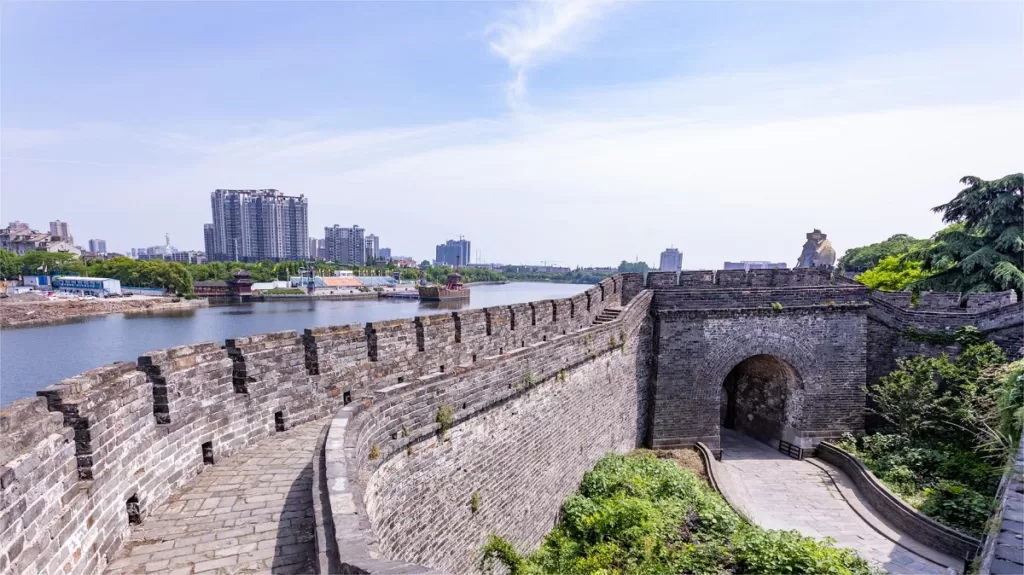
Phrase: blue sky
[{"left": 2, "top": 0, "right": 1021, "bottom": 267}]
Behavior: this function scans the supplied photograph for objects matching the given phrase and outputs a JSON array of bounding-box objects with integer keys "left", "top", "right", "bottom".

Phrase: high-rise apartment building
[
  {"left": 208, "top": 189, "right": 308, "bottom": 262},
  {"left": 49, "top": 220, "right": 72, "bottom": 241},
  {"left": 379, "top": 247, "right": 392, "bottom": 261},
  {"left": 659, "top": 247, "right": 683, "bottom": 272},
  {"left": 204, "top": 224, "right": 215, "bottom": 258},
  {"left": 88, "top": 239, "right": 107, "bottom": 253},
  {"left": 365, "top": 234, "right": 379, "bottom": 262},
  {"left": 325, "top": 225, "right": 365, "bottom": 265},
  {"left": 435, "top": 238, "right": 471, "bottom": 266}
]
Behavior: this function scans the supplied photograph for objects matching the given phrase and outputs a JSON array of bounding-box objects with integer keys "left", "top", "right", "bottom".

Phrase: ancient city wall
[
  {"left": 0, "top": 280, "right": 622, "bottom": 575},
  {"left": 325, "top": 288, "right": 653, "bottom": 573},
  {"left": 865, "top": 290, "right": 1023, "bottom": 399},
  {"left": 647, "top": 269, "right": 871, "bottom": 453}
]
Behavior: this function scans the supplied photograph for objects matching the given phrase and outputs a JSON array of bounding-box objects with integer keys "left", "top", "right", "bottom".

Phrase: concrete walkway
[
  {"left": 720, "top": 430, "right": 952, "bottom": 575},
  {"left": 105, "top": 420, "right": 326, "bottom": 575}
]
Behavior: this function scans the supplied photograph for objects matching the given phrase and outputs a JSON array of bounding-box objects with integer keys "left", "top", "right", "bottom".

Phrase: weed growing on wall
[
  {"left": 480, "top": 453, "right": 877, "bottom": 575},
  {"left": 471, "top": 491, "right": 480, "bottom": 514},
  {"left": 368, "top": 444, "right": 380, "bottom": 460},
  {"left": 436, "top": 405, "right": 454, "bottom": 439},
  {"left": 770, "top": 302, "right": 784, "bottom": 312}
]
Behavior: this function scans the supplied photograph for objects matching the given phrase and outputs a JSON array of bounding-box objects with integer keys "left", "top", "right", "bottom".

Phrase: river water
[{"left": 0, "top": 283, "right": 587, "bottom": 406}]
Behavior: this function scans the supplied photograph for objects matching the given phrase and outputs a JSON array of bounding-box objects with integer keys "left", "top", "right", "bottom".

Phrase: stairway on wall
[{"left": 594, "top": 307, "right": 622, "bottom": 324}]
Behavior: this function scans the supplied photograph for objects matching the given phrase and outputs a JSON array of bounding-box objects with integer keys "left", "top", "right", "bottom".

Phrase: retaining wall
[
  {"left": 0, "top": 281, "right": 619, "bottom": 575},
  {"left": 816, "top": 442, "right": 981, "bottom": 560}
]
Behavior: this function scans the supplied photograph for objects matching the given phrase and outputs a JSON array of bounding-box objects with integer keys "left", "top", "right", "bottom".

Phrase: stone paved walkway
[
  {"left": 105, "top": 420, "right": 326, "bottom": 575},
  {"left": 720, "top": 430, "right": 951, "bottom": 575}
]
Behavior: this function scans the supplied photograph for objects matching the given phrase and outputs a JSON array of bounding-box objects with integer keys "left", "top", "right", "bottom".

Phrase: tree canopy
[
  {"left": 837, "top": 234, "right": 928, "bottom": 273},
  {"left": 915, "top": 173, "right": 1023, "bottom": 297},
  {"left": 617, "top": 260, "right": 650, "bottom": 273},
  {"left": 854, "top": 255, "right": 928, "bottom": 292}
]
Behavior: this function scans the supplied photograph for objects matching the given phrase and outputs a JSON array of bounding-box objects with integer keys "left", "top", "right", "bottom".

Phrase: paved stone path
[
  {"left": 105, "top": 420, "right": 326, "bottom": 575},
  {"left": 720, "top": 430, "right": 950, "bottom": 575}
]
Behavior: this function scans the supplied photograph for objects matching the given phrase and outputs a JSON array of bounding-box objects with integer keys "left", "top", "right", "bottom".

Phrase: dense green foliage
[
  {"left": 0, "top": 250, "right": 506, "bottom": 293},
  {"left": 503, "top": 268, "right": 613, "bottom": 284},
  {"left": 617, "top": 260, "right": 651, "bottom": 274},
  {"left": 854, "top": 256, "right": 928, "bottom": 292},
  {"left": 480, "top": 453, "right": 877, "bottom": 575},
  {"left": 837, "top": 234, "right": 929, "bottom": 274},
  {"left": 915, "top": 173, "right": 1023, "bottom": 297},
  {"left": 839, "top": 339, "right": 1022, "bottom": 536}
]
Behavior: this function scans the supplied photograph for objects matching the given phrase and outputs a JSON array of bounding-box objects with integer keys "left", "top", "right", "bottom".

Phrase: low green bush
[{"left": 480, "top": 453, "right": 877, "bottom": 575}]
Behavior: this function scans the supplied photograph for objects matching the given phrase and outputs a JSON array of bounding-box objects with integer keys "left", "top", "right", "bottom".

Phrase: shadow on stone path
[
  {"left": 720, "top": 429, "right": 952, "bottom": 575},
  {"left": 105, "top": 419, "right": 324, "bottom": 575}
]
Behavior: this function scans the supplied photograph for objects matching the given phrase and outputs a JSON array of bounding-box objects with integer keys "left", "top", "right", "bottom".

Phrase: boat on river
[{"left": 417, "top": 271, "right": 471, "bottom": 301}]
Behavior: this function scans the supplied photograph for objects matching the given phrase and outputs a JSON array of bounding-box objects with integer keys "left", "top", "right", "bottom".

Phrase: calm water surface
[{"left": 0, "top": 283, "right": 586, "bottom": 406}]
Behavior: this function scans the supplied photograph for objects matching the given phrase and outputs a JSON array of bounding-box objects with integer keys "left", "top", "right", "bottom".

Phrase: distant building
[
  {"left": 165, "top": 251, "right": 206, "bottom": 264},
  {"left": 365, "top": 234, "right": 379, "bottom": 262},
  {"left": 88, "top": 239, "right": 107, "bottom": 253},
  {"left": 325, "top": 225, "right": 365, "bottom": 265},
  {"left": 659, "top": 248, "right": 683, "bottom": 272},
  {"left": 208, "top": 189, "right": 308, "bottom": 262},
  {"left": 52, "top": 276, "right": 122, "bottom": 297},
  {"left": 204, "top": 224, "right": 215, "bottom": 258},
  {"left": 435, "top": 238, "right": 470, "bottom": 266},
  {"left": 379, "top": 247, "right": 392, "bottom": 261},
  {"left": 723, "top": 261, "right": 788, "bottom": 271},
  {"left": 1, "top": 222, "right": 81, "bottom": 256},
  {"left": 49, "top": 220, "right": 72, "bottom": 241}
]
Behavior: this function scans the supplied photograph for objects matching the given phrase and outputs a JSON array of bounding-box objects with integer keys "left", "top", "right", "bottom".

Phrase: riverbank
[{"left": 0, "top": 297, "right": 209, "bottom": 329}]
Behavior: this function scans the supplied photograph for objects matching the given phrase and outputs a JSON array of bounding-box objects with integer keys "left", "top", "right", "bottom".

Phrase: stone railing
[
  {"left": 816, "top": 442, "right": 981, "bottom": 560},
  {"left": 0, "top": 276, "right": 631, "bottom": 575},
  {"left": 317, "top": 289, "right": 654, "bottom": 573}
]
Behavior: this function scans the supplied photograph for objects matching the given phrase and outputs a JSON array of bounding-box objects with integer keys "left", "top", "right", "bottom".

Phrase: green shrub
[
  {"left": 919, "top": 481, "right": 992, "bottom": 537},
  {"left": 479, "top": 452, "right": 875, "bottom": 575},
  {"left": 770, "top": 302, "right": 783, "bottom": 312}
]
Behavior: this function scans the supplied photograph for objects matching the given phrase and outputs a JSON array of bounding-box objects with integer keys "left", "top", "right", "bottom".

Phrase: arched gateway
[
  {"left": 647, "top": 269, "right": 870, "bottom": 456},
  {"left": 720, "top": 354, "right": 803, "bottom": 445}
]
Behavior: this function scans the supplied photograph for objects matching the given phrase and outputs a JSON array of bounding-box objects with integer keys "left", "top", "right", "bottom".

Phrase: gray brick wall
[{"left": 0, "top": 278, "right": 628, "bottom": 574}]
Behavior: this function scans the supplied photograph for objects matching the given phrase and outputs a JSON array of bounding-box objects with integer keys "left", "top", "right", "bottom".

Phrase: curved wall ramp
[{"left": 320, "top": 289, "right": 653, "bottom": 573}]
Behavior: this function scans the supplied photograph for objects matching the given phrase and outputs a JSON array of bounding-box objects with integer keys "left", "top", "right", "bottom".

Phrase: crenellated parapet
[{"left": 0, "top": 277, "right": 632, "bottom": 575}]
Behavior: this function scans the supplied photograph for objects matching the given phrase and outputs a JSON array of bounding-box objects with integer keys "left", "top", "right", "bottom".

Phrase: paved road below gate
[
  {"left": 720, "top": 429, "right": 954, "bottom": 575},
  {"left": 105, "top": 420, "right": 325, "bottom": 575}
]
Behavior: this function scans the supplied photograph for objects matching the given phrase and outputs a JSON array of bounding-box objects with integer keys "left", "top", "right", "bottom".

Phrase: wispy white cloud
[
  {"left": 487, "top": 0, "right": 624, "bottom": 109},
  {"left": 3, "top": 44, "right": 1021, "bottom": 267}
]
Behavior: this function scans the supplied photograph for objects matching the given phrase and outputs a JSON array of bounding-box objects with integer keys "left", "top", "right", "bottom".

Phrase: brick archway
[
  {"left": 720, "top": 354, "right": 803, "bottom": 443},
  {"left": 696, "top": 331, "right": 817, "bottom": 447}
]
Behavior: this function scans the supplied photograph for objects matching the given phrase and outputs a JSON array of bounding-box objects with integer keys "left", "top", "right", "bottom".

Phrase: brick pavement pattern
[
  {"left": 720, "top": 430, "right": 949, "bottom": 575},
  {"left": 104, "top": 420, "right": 324, "bottom": 575}
]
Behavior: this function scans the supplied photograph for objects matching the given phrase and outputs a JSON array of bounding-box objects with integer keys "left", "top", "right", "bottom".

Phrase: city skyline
[{"left": 2, "top": 2, "right": 1022, "bottom": 268}]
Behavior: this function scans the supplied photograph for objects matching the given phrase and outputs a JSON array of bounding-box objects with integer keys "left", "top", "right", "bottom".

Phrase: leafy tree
[
  {"left": 854, "top": 255, "right": 928, "bottom": 292},
  {"left": 915, "top": 173, "right": 1023, "bottom": 297},
  {"left": 0, "top": 249, "right": 21, "bottom": 279},
  {"left": 19, "top": 251, "right": 84, "bottom": 275},
  {"left": 617, "top": 260, "right": 650, "bottom": 274},
  {"left": 837, "top": 234, "right": 929, "bottom": 274}
]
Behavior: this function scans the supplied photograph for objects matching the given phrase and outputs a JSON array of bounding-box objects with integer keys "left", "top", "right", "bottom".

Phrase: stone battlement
[
  {"left": 0, "top": 278, "right": 627, "bottom": 575},
  {"left": 645, "top": 267, "right": 835, "bottom": 288}
]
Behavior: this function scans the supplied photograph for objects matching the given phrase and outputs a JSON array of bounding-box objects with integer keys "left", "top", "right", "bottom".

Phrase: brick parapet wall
[
  {"left": 0, "top": 277, "right": 630, "bottom": 574},
  {"left": 323, "top": 290, "right": 654, "bottom": 572}
]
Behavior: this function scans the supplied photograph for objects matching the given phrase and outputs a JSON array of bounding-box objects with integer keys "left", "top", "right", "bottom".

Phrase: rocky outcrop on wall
[
  {"left": 323, "top": 289, "right": 653, "bottom": 573},
  {"left": 0, "top": 280, "right": 623, "bottom": 575}
]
